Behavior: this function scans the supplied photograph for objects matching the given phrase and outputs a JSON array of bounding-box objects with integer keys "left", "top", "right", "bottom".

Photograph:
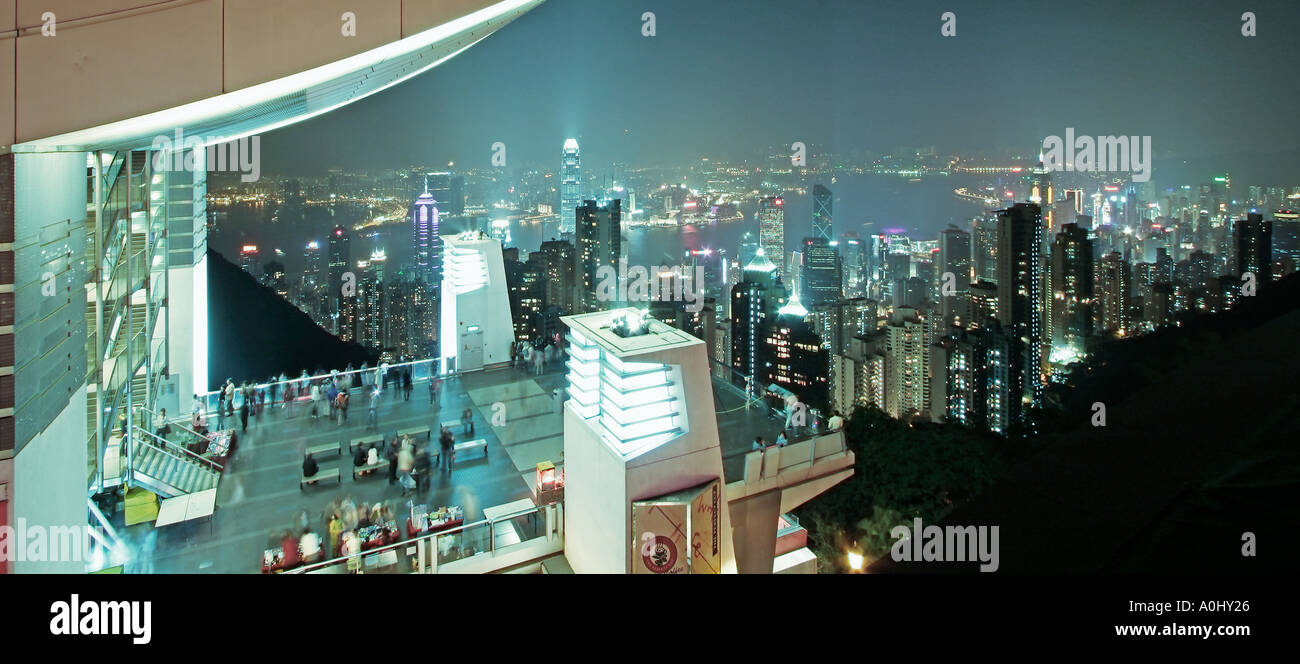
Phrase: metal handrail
[
  {"left": 285, "top": 503, "right": 551, "bottom": 574},
  {"left": 137, "top": 404, "right": 210, "bottom": 442},
  {"left": 132, "top": 425, "right": 223, "bottom": 474}
]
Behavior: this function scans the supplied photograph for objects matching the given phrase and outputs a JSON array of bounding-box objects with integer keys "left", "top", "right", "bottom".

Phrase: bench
[
  {"left": 305, "top": 442, "right": 341, "bottom": 461},
  {"left": 349, "top": 434, "right": 384, "bottom": 454},
  {"left": 451, "top": 439, "right": 488, "bottom": 462},
  {"left": 300, "top": 467, "right": 341, "bottom": 490},
  {"left": 352, "top": 460, "right": 387, "bottom": 481},
  {"left": 398, "top": 426, "right": 431, "bottom": 443},
  {"left": 440, "top": 419, "right": 474, "bottom": 436}
]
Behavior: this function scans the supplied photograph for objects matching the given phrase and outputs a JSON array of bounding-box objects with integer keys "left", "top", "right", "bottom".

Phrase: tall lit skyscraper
[
  {"left": 575, "top": 199, "right": 622, "bottom": 313},
  {"left": 973, "top": 213, "right": 999, "bottom": 284},
  {"left": 995, "top": 203, "right": 1045, "bottom": 418},
  {"left": 1095, "top": 251, "right": 1131, "bottom": 336},
  {"left": 812, "top": 184, "right": 833, "bottom": 240},
  {"left": 938, "top": 225, "right": 972, "bottom": 323},
  {"left": 1049, "top": 223, "right": 1093, "bottom": 356},
  {"left": 328, "top": 225, "right": 354, "bottom": 339},
  {"left": 756, "top": 196, "right": 786, "bottom": 278},
  {"left": 411, "top": 178, "right": 442, "bottom": 286},
  {"left": 561, "top": 138, "right": 582, "bottom": 234},
  {"left": 839, "top": 232, "right": 865, "bottom": 298},
  {"left": 730, "top": 249, "right": 785, "bottom": 395},
  {"left": 801, "top": 237, "right": 840, "bottom": 308}
]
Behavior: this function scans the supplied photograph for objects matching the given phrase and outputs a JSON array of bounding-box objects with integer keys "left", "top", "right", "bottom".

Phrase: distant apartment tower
[
  {"left": 756, "top": 196, "right": 786, "bottom": 278},
  {"left": 884, "top": 307, "right": 932, "bottom": 420},
  {"left": 536, "top": 239, "right": 576, "bottom": 314},
  {"left": 800, "top": 237, "right": 840, "bottom": 308},
  {"left": 560, "top": 138, "right": 582, "bottom": 234},
  {"left": 938, "top": 225, "right": 971, "bottom": 324},
  {"left": 1233, "top": 212, "right": 1273, "bottom": 284},
  {"left": 972, "top": 213, "right": 999, "bottom": 283},
  {"left": 811, "top": 184, "right": 833, "bottom": 240},
  {"left": 1095, "top": 251, "right": 1131, "bottom": 336},
  {"left": 995, "top": 203, "right": 1045, "bottom": 415},
  {"left": 575, "top": 199, "right": 622, "bottom": 313},
  {"left": 1049, "top": 223, "right": 1094, "bottom": 353}
]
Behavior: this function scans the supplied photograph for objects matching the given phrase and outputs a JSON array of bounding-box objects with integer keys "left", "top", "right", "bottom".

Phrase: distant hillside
[{"left": 206, "top": 248, "right": 377, "bottom": 390}]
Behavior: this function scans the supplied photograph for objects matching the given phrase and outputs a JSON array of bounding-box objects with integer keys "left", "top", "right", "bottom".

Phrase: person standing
[
  {"left": 402, "top": 369, "right": 412, "bottom": 401},
  {"left": 224, "top": 380, "right": 235, "bottom": 417},
  {"left": 533, "top": 345, "right": 544, "bottom": 375},
  {"left": 828, "top": 411, "right": 844, "bottom": 432},
  {"left": 309, "top": 382, "right": 320, "bottom": 420},
  {"left": 327, "top": 513, "right": 343, "bottom": 558},
  {"left": 336, "top": 389, "right": 349, "bottom": 425},
  {"left": 386, "top": 438, "right": 399, "bottom": 485},
  {"left": 439, "top": 427, "right": 454, "bottom": 475},
  {"left": 397, "top": 442, "right": 415, "bottom": 496},
  {"left": 234, "top": 383, "right": 248, "bottom": 432}
]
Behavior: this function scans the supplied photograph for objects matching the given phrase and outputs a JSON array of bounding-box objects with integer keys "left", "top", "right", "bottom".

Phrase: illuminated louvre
[{"left": 563, "top": 310, "right": 693, "bottom": 460}]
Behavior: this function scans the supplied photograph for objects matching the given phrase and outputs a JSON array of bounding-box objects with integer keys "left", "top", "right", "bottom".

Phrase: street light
[{"left": 847, "top": 543, "right": 865, "bottom": 573}]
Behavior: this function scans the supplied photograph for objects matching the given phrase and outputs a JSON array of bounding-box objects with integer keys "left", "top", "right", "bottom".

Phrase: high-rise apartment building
[
  {"left": 575, "top": 199, "right": 622, "bottom": 313},
  {"left": 756, "top": 196, "right": 786, "bottom": 279}
]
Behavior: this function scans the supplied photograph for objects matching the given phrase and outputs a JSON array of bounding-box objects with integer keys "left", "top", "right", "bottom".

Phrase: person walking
[
  {"left": 224, "top": 380, "right": 235, "bottom": 418},
  {"left": 397, "top": 437, "right": 415, "bottom": 496},
  {"left": 235, "top": 383, "right": 248, "bottom": 432},
  {"left": 414, "top": 445, "right": 432, "bottom": 493},
  {"left": 533, "top": 345, "right": 544, "bottom": 376},
  {"left": 367, "top": 389, "right": 379, "bottom": 428},
  {"left": 402, "top": 369, "right": 412, "bottom": 401}
]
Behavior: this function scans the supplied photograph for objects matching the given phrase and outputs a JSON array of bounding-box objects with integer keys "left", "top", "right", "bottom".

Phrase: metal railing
[
  {"left": 131, "top": 425, "right": 224, "bottom": 475},
  {"left": 196, "top": 357, "right": 445, "bottom": 418},
  {"left": 283, "top": 501, "right": 557, "bottom": 575}
]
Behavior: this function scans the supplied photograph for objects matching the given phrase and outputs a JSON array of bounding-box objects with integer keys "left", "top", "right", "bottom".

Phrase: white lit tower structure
[
  {"left": 412, "top": 178, "right": 442, "bottom": 360},
  {"left": 560, "top": 138, "right": 582, "bottom": 234},
  {"left": 441, "top": 231, "right": 515, "bottom": 373},
  {"left": 562, "top": 309, "right": 737, "bottom": 574}
]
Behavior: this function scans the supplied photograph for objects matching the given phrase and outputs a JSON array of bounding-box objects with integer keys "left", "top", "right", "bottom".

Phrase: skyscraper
[
  {"left": 730, "top": 249, "right": 785, "bottom": 395},
  {"left": 1049, "top": 223, "right": 1094, "bottom": 356},
  {"left": 839, "top": 232, "right": 866, "bottom": 298},
  {"left": 328, "top": 225, "right": 353, "bottom": 338},
  {"left": 811, "top": 184, "right": 833, "bottom": 240},
  {"left": 1233, "top": 212, "right": 1273, "bottom": 284},
  {"left": 973, "top": 213, "right": 999, "bottom": 284},
  {"left": 560, "top": 138, "right": 581, "bottom": 234},
  {"left": 575, "top": 199, "right": 622, "bottom": 313},
  {"left": 1095, "top": 251, "right": 1131, "bottom": 336},
  {"left": 756, "top": 196, "right": 786, "bottom": 278},
  {"left": 995, "top": 203, "right": 1045, "bottom": 418},
  {"left": 801, "top": 237, "right": 841, "bottom": 308},
  {"left": 938, "top": 225, "right": 972, "bottom": 323},
  {"left": 411, "top": 179, "right": 442, "bottom": 286},
  {"left": 763, "top": 296, "right": 829, "bottom": 406}
]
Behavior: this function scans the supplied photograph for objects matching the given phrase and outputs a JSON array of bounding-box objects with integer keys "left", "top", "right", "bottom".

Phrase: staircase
[{"left": 127, "top": 428, "right": 220, "bottom": 498}]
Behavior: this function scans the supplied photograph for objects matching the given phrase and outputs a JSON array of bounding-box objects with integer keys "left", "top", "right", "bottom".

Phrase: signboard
[{"left": 630, "top": 478, "right": 721, "bottom": 574}]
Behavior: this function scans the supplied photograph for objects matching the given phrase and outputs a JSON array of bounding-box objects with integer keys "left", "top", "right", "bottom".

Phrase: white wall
[
  {"left": 12, "top": 385, "right": 88, "bottom": 573},
  {"left": 167, "top": 255, "right": 208, "bottom": 407}
]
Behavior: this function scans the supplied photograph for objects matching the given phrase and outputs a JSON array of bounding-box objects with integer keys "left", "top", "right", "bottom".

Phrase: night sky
[{"left": 261, "top": 0, "right": 1300, "bottom": 177}]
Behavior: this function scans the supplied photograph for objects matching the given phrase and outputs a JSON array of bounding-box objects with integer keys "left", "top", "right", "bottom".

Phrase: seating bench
[
  {"left": 300, "top": 467, "right": 341, "bottom": 490},
  {"left": 353, "top": 460, "right": 387, "bottom": 481},
  {"left": 452, "top": 439, "right": 488, "bottom": 462},
  {"left": 306, "top": 442, "right": 341, "bottom": 461},
  {"left": 349, "top": 434, "right": 384, "bottom": 454},
  {"left": 397, "top": 426, "right": 431, "bottom": 443}
]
